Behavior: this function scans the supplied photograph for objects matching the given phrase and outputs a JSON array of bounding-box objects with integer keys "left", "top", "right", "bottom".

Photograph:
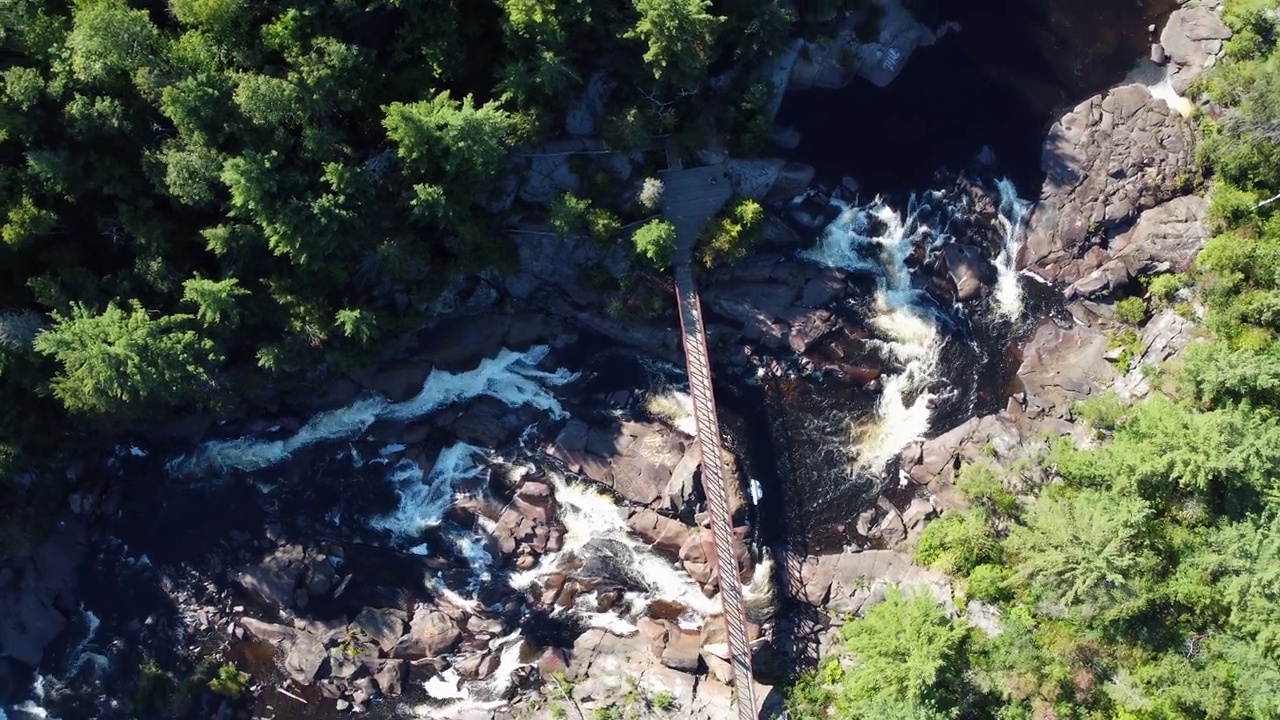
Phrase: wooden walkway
[{"left": 660, "top": 164, "right": 757, "bottom": 720}]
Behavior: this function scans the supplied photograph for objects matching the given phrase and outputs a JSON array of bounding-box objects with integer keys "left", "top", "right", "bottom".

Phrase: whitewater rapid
[
  {"left": 994, "top": 177, "right": 1031, "bottom": 319},
  {"left": 802, "top": 197, "right": 944, "bottom": 473},
  {"left": 509, "top": 467, "right": 721, "bottom": 618},
  {"left": 800, "top": 179, "right": 1028, "bottom": 476},
  {"left": 168, "top": 345, "right": 575, "bottom": 477}
]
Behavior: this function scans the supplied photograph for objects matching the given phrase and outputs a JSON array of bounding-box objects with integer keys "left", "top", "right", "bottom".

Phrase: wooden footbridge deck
[{"left": 659, "top": 163, "right": 757, "bottom": 720}]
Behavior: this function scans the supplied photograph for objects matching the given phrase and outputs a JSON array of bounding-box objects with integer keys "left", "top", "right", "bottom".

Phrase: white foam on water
[
  {"left": 1148, "top": 75, "right": 1195, "bottom": 118},
  {"left": 643, "top": 388, "right": 697, "bottom": 436},
  {"left": 803, "top": 197, "right": 943, "bottom": 474},
  {"left": 423, "top": 574, "right": 484, "bottom": 615},
  {"left": 742, "top": 549, "right": 777, "bottom": 617},
  {"left": 12, "top": 676, "right": 55, "bottom": 719},
  {"left": 443, "top": 525, "right": 494, "bottom": 588},
  {"left": 414, "top": 635, "right": 525, "bottom": 719},
  {"left": 66, "top": 606, "right": 108, "bottom": 678},
  {"left": 993, "top": 177, "right": 1030, "bottom": 319},
  {"left": 578, "top": 609, "right": 641, "bottom": 636},
  {"left": 483, "top": 631, "right": 534, "bottom": 701},
  {"left": 169, "top": 346, "right": 575, "bottom": 477},
  {"left": 422, "top": 667, "right": 469, "bottom": 701},
  {"left": 372, "top": 443, "right": 486, "bottom": 539},
  {"left": 170, "top": 395, "right": 388, "bottom": 475},
  {"left": 509, "top": 470, "right": 719, "bottom": 617},
  {"left": 385, "top": 345, "right": 576, "bottom": 422}
]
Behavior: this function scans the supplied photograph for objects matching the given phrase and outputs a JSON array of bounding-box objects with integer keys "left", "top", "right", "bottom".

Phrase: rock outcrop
[
  {"left": 564, "top": 627, "right": 771, "bottom": 720},
  {"left": 1065, "top": 195, "right": 1210, "bottom": 299},
  {"left": 1162, "top": 3, "right": 1232, "bottom": 94},
  {"left": 1113, "top": 308, "right": 1204, "bottom": 400},
  {"left": 1017, "top": 320, "right": 1118, "bottom": 419},
  {"left": 1025, "top": 84, "right": 1197, "bottom": 285},
  {"left": 789, "top": 0, "right": 943, "bottom": 89},
  {"left": 0, "top": 520, "right": 86, "bottom": 667},
  {"left": 794, "top": 550, "right": 954, "bottom": 617},
  {"left": 548, "top": 419, "right": 693, "bottom": 508}
]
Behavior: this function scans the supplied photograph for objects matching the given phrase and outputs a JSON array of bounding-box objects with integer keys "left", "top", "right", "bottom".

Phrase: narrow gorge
[{"left": 0, "top": 0, "right": 1232, "bottom": 718}]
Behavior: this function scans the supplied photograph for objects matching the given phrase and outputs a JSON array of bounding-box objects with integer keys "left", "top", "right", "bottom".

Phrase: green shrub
[
  {"left": 915, "top": 509, "right": 1001, "bottom": 577},
  {"left": 1072, "top": 391, "right": 1129, "bottom": 433},
  {"left": 1114, "top": 296, "right": 1148, "bottom": 325},
  {"left": 1108, "top": 326, "right": 1144, "bottom": 367},
  {"left": 631, "top": 219, "right": 677, "bottom": 269},
  {"left": 956, "top": 463, "right": 1019, "bottom": 517},
  {"left": 1208, "top": 181, "right": 1260, "bottom": 231},
  {"left": 698, "top": 199, "right": 765, "bottom": 268},
  {"left": 586, "top": 208, "right": 622, "bottom": 244},
  {"left": 549, "top": 192, "right": 592, "bottom": 235},
  {"left": 966, "top": 563, "right": 1013, "bottom": 603},
  {"left": 1145, "top": 273, "right": 1189, "bottom": 306},
  {"left": 208, "top": 662, "right": 250, "bottom": 697}
]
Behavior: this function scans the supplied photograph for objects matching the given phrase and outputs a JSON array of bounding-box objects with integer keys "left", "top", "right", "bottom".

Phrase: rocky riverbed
[{"left": 0, "top": 1, "right": 1226, "bottom": 718}]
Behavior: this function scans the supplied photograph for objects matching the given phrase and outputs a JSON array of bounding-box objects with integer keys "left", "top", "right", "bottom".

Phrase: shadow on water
[{"left": 778, "top": 0, "right": 1179, "bottom": 197}]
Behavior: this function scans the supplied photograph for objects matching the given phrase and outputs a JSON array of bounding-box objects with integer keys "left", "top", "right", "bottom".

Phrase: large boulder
[
  {"left": 941, "top": 244, "right": 996, "bottom": 302},
  {"left": 284, "top": 632, "right": 327, "bottom": 684},
  {"left": 1017, "top": 320, "right": 1117, "bottom": 419},
  {"left": 1024, "top": 84, "right": 1197, "bottom": 285},
  {"left": 548, "top": 420, "right": 689, "bottom": 508},
  {"left": 352, "top": 607, "right": 407, "bottom": 654},
  {"left": 390, "top": 605, "right": 461, "bottom": 660},
  {"left": 0, "top": 520, "right": 84, "bottom": 667},
  {"left": 1162, "top": 5, "right": 1232, "bottom": 94},
  {"left": 627, "top": 509, "right": 693, "bottom": 557},
  {"left": 235, "top": 544, "right": 306, "bottom": 610}
]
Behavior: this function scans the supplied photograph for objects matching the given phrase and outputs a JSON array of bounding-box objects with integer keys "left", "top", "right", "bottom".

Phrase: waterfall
[
  {"left": 509, "top": 470, "right": 719, "bottom": 618},
  {"left": 742, "top": 549, "right": 777, "bottom": 618},
  {"left": 802, "top": 198, "right": 943, "bottom": 474},
  {"left": 642, "top": 388, "right": 697, "bottom": 436},
  {"left": 993, "top": 177, "right": 1030, "bottom": 319},
  {"left": 168, "top": 345, "right": 575, "bottom": 478},
  {"left": 1147, "top": 75, "right": 1194, "bottom": 118}
]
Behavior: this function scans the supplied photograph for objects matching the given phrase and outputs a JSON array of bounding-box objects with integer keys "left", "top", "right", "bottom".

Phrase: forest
[
  {"left": 783, "top": 1, "right": 1280, "bottom": 717},
  {"left": 0, "top": 0, "right": 849, "bottom": 544}
]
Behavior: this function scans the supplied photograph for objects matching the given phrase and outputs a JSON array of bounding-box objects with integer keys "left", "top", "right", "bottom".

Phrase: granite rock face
[
  {"left": 1065, "top": 195, "right": 1210, "bottom": 299},
  {"left": 1162, "top": 4, "right": 1232, "bottom": 94},
  {"left": 1024, "top": 84, "right": 1197, "bottom": 285}
]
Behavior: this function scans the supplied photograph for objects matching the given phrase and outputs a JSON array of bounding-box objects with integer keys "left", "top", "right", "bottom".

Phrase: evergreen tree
[
  {"left": 624, "top": 0, "right": 724, "bottom": 88},
  {"left": 32, "top": 302, "right": 220, "bottom": 416}
]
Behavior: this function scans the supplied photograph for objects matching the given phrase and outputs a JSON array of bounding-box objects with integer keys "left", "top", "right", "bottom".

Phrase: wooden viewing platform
[{"left": 660, "top": 163, "right": 757, "bottom": 720}]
